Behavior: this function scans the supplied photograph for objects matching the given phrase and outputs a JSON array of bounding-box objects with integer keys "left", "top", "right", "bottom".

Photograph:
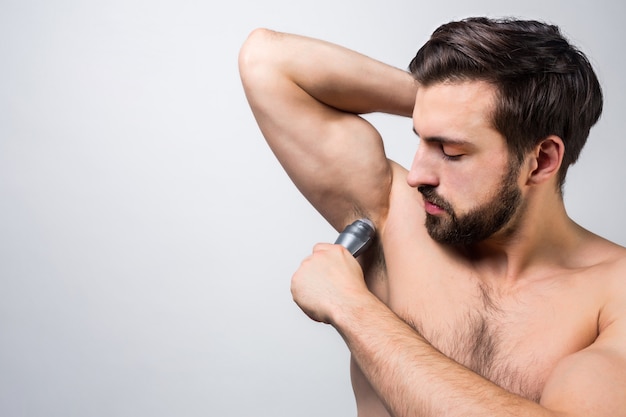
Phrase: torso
[{"left": 351, "top": 162, "right": 625, "bottom": 417}]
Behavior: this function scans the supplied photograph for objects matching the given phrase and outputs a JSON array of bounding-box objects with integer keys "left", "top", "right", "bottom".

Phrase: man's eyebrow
[{"left": 412, "top": 128, "right": 473, "bottom": 147}]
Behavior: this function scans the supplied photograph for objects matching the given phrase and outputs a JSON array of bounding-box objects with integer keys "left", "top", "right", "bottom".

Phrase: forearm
[
  {"left": 332, "top": 294, "right": 555, "bottom": 417},
  {"left": 239, "top": 28, "right": 417, "bottom": 117}
]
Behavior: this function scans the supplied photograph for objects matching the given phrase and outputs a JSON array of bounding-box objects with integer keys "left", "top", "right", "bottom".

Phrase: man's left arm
[
  {"left": 540, "top": 286, "right": 626, "bottom": 416},
  {"left": 291, "top": 244, "right": 626, "bottom": 417}
]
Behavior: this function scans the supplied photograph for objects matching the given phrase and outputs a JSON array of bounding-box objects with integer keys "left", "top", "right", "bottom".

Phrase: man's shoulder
[
  {"left": 583, "top": 237, "right": 626, "bottom": 331},
  {"left": 575, "top": 234, "right": 626, "bottom": 291},
  {"left": 587, "top": 235, "right": 626, "bottom": 274},
  {"left": 603, "top": 244, "right": 626, "bottom": 292}
]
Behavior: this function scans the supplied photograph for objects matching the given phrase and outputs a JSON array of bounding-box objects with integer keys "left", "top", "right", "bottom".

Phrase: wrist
[{"left": 329, "top": 289, "right": 384, "bottom": 333}]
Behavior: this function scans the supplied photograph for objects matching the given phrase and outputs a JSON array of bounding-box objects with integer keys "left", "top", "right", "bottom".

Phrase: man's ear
[{"left": 526, "top": 135, "right": 565, "bottom": 185}]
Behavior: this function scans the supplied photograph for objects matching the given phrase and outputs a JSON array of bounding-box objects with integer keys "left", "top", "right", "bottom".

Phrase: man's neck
[{"left": 459, "top": 194, "right": 583, "bottom": 286}]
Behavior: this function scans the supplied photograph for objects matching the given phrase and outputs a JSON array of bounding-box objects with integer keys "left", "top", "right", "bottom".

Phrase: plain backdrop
[{"left": 1, "top": 1, "right": 624, "bottom": 416}]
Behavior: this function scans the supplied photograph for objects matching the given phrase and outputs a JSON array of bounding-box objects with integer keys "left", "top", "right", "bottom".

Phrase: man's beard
[{"left": 418, "top": 164, "right": 523, "bottom": 246}]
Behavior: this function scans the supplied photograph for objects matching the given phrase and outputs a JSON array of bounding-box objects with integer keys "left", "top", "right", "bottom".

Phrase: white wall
[{"left": 1, "top": 1, "right": 624, "bottom": 416}]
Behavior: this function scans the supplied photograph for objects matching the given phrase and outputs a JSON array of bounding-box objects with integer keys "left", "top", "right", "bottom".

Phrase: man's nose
[{"left": 407, "top": 146, "right": 439, "bottom": 189}]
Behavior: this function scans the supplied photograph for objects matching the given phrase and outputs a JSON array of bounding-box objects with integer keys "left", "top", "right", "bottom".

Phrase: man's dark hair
[{"left": 409, "top": 17, "right": 603, "bottom": 190}]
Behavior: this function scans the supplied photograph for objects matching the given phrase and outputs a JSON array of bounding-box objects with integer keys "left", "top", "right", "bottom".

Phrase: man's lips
[{"left": 424, "top": 199, "right": 446, "bottom": 215}]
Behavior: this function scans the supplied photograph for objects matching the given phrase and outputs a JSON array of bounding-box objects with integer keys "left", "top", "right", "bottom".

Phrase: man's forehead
[
  {"left": 413, "top": 80, "right": 497, "bottom": 135},
  {"left": 412, "top": 80, "right": 505, "bottom": 152},
  {"left": 414, "top": 79, "right": 496, "bottom": 107}
]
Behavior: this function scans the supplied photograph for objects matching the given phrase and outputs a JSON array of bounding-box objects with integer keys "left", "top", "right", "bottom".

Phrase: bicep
[
  {"left": 540, "top": 324, "right": 626, "bottom": 416},
  {"left": 240, "top": 33, "right": 392, "bottom": 230}
]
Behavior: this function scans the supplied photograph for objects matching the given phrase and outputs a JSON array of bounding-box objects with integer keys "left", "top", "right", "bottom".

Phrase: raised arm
[{"left": 238, "top": 29, "right": 417, "bottom": 230}]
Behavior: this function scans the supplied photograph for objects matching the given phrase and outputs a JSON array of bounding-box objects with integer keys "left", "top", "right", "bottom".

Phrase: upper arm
[
  {"left": 540, "top": 285, "right": 626, "bottom": 416},
  {"left": 239, "top": 29, "right": 408, "bottom": 231}
]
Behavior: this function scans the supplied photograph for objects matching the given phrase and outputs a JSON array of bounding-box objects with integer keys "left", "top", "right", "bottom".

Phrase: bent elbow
[{"left": 238, "top": 28, "right": 279, "bottom": 85}]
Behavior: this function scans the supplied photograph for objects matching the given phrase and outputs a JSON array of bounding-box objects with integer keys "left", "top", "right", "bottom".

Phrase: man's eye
[
  {"left": 442, "top": 153, "right": 462, "bottom": 161},
  {"left": 441, "top": 146, "right": 463, "bottom": 161}
]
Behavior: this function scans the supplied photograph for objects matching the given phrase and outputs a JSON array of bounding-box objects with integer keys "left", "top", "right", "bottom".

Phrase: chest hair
[{"left": 403, "top": 282, "right": 544, "bottom": 402}]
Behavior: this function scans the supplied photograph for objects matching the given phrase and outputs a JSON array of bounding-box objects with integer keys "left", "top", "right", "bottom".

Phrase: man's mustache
[{"left": 418, "top": 186, "right": 454, "bottom": 215}]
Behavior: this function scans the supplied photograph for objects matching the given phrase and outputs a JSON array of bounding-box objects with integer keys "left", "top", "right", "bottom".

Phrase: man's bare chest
[{"left": 364, "top": 244, "right": 599, "bottom": 402}]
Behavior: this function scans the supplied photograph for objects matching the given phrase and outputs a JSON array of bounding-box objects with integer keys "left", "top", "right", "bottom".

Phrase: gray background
[{"left": 1, "top": 1, "right": 624, "bottom": 416}]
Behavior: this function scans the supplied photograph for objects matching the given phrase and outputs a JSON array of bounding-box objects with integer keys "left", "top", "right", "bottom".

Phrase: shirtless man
[{"left": 238, "top": 17, "right": 626, "bottom": 417}]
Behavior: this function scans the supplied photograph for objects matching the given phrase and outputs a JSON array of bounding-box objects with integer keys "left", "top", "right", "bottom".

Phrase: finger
[{"left": 312, "top": 242, "right": 336, "bottom": 253}]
